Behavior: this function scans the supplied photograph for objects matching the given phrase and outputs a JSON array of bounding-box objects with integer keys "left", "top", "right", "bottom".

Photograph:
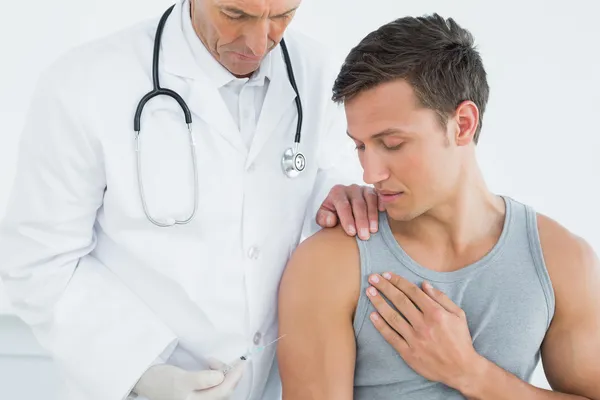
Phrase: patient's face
[{"left": 344, "top": 79, "right": 464, "bottom": 221}]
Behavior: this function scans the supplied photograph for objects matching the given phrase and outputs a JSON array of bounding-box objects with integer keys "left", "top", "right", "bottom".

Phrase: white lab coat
[{"left": 0, "top": 2, "right": 363, "bottom": 399}]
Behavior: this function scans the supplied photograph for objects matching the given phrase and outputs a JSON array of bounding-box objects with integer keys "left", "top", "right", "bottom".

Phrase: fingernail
[
  {"left": 423, "top": 281, "right": 432, "bottom": 290},
  {"left": 370, "top": 221, "right": 378, "bottom": 232},
  {"left": 370, "top": 313, "right": 379, "bottom": 321},
  {"left": 369, "top": 274, "right": 379, "bottom": 284},
  {"left": 383, "top": 272, "right": 392, "bottom": 280},
  {"left": 326, "top": 215, "right": 333, "bottom": 225},
  {"left": 360, "top": 228, "right": 369, "bottom": 239},
  {"left": 348, "top": 225, "right": 356, "bottom": 235},
  {"left": 368, "top": 287, "right": 377, "bottom": 296}
]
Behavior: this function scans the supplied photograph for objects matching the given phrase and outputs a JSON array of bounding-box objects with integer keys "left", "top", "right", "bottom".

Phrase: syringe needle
[{"left": 261, "top": 334, "right": 287, "bottom": 349}]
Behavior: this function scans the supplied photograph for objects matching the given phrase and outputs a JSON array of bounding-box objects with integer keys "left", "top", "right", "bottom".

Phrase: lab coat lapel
[
  {"left": 160, "top": 1, "right": 247, "bottom": 155},
  {"left": 185, "top": 79, "right": 247, "bottom": 154},
  {"left": 246, "top": 46, "right": 297, "bottom": 168}
]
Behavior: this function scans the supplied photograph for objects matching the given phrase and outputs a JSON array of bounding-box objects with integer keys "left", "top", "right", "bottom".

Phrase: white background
[{"left": 1, "top": 0, "right": 599, "bottom": 397}]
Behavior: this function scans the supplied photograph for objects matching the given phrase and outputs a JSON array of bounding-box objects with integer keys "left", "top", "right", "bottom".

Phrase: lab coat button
[
  {"left": 253, "top": 331, "right": 262, "bottom": 345},
  {"left": 248, "top": 246, "right": 260, "bottom": 260}
]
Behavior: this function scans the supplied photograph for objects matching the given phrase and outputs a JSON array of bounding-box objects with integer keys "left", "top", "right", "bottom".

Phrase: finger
[
  {"left": 369, "top": 311, "right": 411, "bottom": 356},
  {"left": 381, "top": 273, "right": 439, "bottom": 315},
  {"left": 322, "top": 185, "right": 356, "bottom": 235},
  {"left": 316, "top": 190, "right": 338, "bottom": 228},
  {"left": 216, "top": 360, "right": 246, "bottom": 394},
  {"left": 224, "top": 359, "right": 246, "bottom": 386},
  {"left": 422, "top": 281, "right": 464, "bottom": 316},
  {"left": 378, "top": 193, "right": 385, "bottom": 212},
  {"left": 207, "top": 357, "right": 226, "bottom": 370},
  {"left": 363, "top": 186, "right": 379, "bottom": 233},
  {"left": 188, "top": 361, "right": 246, "bottom": 399},
  {"left": 184, "top": 369, "right": 225, "bottom": 390},
  {"left": 369, "top": 275, "right": 427, "bottom": 328},
  {"left": 348, "top": 185, "right": 371, "bottom": 240},
  {"left": 316, "top": 207, "right": 338, "bottom": 228},
  {"left": 366, "top": 285, "right": 414, "bottom": 340}
]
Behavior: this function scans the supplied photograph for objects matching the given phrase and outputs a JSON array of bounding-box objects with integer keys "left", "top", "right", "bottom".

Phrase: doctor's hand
[
  {"left": 366, "top": 273, "right": 485, "bottom": 392},
  {"left": 317, "top": 184, "right": 382, "bottom": 240},
  {"left": 133, "top": 358, "right": 246, "bottom": 400},
  {"left": 189, "top": 359, "right": 247, "bottom": 400}
]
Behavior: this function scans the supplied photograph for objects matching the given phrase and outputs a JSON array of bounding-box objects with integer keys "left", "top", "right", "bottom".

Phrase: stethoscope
[{"left": 133, "top": 4, "right": 306, "bottom": 228}]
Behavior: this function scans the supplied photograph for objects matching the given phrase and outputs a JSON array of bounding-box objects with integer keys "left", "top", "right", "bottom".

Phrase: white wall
[{"left": 1, "top": 0, "right": 599, "bottom": 397}]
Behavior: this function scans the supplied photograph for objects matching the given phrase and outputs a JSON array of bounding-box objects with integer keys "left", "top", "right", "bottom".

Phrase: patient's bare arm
[{"left": 277, "top": 226, "right": 361, "bottom": 400}]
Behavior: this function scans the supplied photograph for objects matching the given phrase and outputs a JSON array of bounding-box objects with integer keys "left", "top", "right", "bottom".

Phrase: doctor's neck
[{"left": 189, "top": 0, "right": 298, "bottom": 79}]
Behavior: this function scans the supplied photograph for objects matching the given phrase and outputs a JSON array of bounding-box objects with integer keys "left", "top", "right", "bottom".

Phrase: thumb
[
  {"left": 207, "top": 357, "right": 226, "bottom": 371},
  {"left": 187, "top": 360, "right": 247, "bottom": 400},
  {"left": 183, "top": 369, "right": 225, "bottom": 390},
  {"left": 219, "top": 359, "right": 247, "bottom": 391},
  {"left": 316, "top": 208, "right": 337, "bottom": 228}
]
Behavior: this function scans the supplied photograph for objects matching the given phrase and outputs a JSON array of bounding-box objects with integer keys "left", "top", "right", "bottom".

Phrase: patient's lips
[{"left": 377, "top": 189, "right": 404, "bottom": 204}]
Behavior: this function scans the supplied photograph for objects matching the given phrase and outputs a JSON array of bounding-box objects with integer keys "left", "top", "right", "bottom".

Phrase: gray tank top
[{"left": 353, "top": 196, "right": 555, "bottom": 399}]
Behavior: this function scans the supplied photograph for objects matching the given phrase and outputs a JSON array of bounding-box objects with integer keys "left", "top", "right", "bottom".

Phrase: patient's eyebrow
[
  {"left": 372, "top": 128, "right": 409, "bottom": 138},
  {"left": 347, "top": 128, "right": 408, "bottom": 140}
]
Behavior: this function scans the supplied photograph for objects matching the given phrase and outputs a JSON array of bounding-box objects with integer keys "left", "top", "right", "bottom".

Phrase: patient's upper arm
[{"left": 277, "top": 227, "right": 361, "bottom": 400}]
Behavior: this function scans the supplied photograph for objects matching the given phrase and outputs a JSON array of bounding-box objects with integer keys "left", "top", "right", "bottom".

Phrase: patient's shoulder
[
  {"left": 288, "top": 225, "right": 360, "bottom": 275},
  {"left": 303, "top": 224, "right": 359, "bottom": 251},
  {"left": 279, "top": 225, "right": 361, "bottom": 312}
]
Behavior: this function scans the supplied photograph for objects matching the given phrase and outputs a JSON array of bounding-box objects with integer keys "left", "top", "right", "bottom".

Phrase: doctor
[{"left": 0, "top": 0, "right": 378, "bottom": 399}]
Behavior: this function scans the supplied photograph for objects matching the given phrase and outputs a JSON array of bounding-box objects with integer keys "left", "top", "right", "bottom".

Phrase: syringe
[{"left": 222, "top": 334, "right": 287, "bottom": 375}]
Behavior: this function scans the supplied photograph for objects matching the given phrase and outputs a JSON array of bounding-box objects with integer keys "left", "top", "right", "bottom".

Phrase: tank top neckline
[{"left": 379, "top": 195, "right": 513, "bottom": 283}]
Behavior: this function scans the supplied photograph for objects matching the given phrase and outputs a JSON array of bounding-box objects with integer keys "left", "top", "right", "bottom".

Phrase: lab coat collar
[
  {"left": 161, "top": 0, "right": 202, "bottom": 81},
  {"left": 245, "top": 46, "right": 296, "bottom": 168},
  {"left": 160, "top": 0, "right": 247, "bottom": 154}
]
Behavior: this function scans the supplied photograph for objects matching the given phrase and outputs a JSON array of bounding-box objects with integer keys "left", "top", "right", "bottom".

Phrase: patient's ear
[{"left": 453, "top": 100, "right": 479, "bottom": 146}]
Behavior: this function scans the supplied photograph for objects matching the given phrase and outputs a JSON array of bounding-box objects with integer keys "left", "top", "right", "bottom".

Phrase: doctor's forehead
[{"left": 213, "top": 0, "right": 302, "bottom": 16}]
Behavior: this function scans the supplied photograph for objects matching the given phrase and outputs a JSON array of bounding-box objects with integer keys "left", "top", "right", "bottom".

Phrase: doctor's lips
[
  {"left": 376, "top": 189, "right": 404, "bottom": 203},
  {"left": 232, "top": 52, "right": 263, "bottom": 62}
]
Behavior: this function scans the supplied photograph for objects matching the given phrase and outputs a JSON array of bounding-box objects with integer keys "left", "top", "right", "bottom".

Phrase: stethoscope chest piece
[{"left": 282, "top": 146, "right": 306, "bottom": 178}]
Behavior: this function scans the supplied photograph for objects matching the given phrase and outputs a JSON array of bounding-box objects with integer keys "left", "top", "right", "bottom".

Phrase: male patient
[{"left": 277, "top": 14, "right": 600, "bottom": 400}]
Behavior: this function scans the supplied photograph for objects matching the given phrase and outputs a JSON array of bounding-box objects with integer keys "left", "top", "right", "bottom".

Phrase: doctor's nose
[
  {"left": 362, "top": 151, "right": 390, "bottom": 185},
  {"left": 245, "top": 20, "right": 271, "bottom": 57}
]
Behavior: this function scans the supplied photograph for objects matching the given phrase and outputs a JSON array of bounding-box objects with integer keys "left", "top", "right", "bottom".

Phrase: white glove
[
  {"left": 132, "top": 358, "right": 247, "bottom": 400},
  {"left": 189, "top": 359, "right": 246, "bottom": 400}
]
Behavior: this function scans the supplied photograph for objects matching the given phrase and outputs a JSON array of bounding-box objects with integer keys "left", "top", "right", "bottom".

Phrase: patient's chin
[
  {"left": 385, "top": 206, "right": 419, "bottom": 223},
  {"left": 385, "top": 207, "right": 415, "bottom": 222}
]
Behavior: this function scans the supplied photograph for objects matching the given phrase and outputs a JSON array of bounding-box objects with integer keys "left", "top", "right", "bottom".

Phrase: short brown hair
[{"left": 332, "top": 14, "right": 490, "bottom": 143}]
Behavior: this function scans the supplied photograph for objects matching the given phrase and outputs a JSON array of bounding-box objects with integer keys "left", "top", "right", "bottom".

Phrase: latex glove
[
  {"left": 132, "top": 358, "right": 246, "bottom": 400},
  {"left": 189, "top": 359, "right": 247, "bottom": 400}
]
